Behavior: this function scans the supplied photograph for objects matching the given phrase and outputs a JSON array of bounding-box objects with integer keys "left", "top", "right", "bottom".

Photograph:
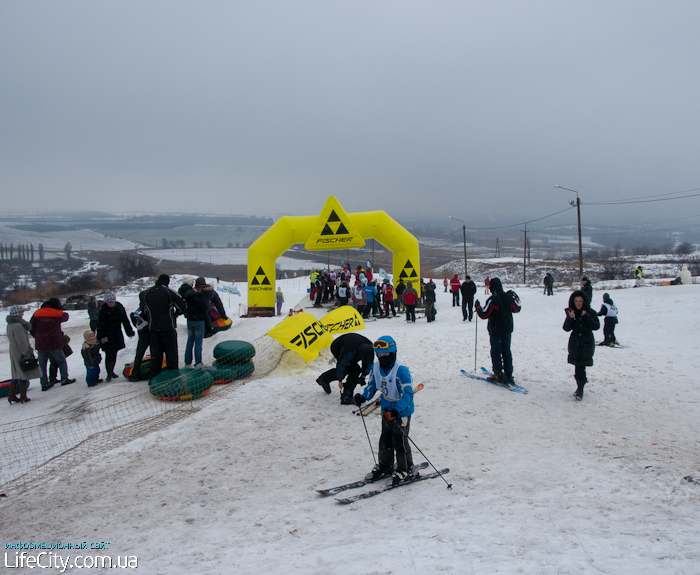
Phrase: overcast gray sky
[{"left": 2, "top": 1, "right": 699, "bottom": 226}]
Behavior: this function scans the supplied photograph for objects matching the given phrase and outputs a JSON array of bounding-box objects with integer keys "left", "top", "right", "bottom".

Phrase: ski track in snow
[{"left": 1, "top": 280, "right": 699, "bottom": 574}]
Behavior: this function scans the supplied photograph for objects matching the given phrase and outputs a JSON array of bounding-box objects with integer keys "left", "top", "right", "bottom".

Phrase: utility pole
[{"left": 495, "top": 238, "right": 500, "bottom": 258}]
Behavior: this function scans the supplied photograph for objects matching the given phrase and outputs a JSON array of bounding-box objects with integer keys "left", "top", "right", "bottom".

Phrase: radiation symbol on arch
[
  {"left": 399, "top": 259, "right": 418, "bottom": 280},
  {"left": 305, "top": 196, "right": 365, "bottom": 251},
  {"left": 250, "top": 266, "right": 271, "bottom": 290}
]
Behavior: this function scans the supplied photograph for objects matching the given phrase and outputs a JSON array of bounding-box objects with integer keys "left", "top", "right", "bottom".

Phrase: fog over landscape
[{"left": 1, "top": 1, "right": 700, "bottom": 234}]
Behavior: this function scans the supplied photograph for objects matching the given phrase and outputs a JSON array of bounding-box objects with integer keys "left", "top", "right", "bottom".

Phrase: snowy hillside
[
  {"left": 0, "top": 226, "right": 140, "bottom": 252},
  {"left": 1, "top": 278, "right": 699, "bottom": 574}
]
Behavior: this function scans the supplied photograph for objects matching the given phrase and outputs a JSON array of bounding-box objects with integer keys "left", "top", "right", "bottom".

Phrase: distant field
[{"left": 145, "top": 247, "right": 325, "bottom": 270}]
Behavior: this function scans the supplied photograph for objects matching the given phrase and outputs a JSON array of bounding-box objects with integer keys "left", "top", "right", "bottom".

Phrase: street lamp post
[
  {"left": 448, "top": 216, "right": 468, "bottom": 277},
  {"left": 554, "top": 185, "right": 583, "bottom": 279}
]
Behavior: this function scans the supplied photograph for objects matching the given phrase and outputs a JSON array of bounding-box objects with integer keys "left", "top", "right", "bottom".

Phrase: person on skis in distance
[
  {"left": 597, "top": 292, "right": 618, "bottom": 346},
  {"left": 475, "top": 277, "right": 521, "bottom": 385},
  {"left": 563, "top": 289, "right": 600, "bottom": 400},
  {"left": 354, "top": 336, "right": 417, "bottom": 486}
]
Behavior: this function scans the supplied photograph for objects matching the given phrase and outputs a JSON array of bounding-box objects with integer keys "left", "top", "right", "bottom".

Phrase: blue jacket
[
  {"left": 361, "top": 361, "right": 414, "bottom": 418},
  {"left": 363, "top": 285, "right": 377, "bottom": 303}
]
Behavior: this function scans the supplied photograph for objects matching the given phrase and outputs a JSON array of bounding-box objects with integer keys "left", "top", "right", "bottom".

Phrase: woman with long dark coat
[
  {"left": 97, "top": 292, "right": 135, "bottom": 382},
  {"left": 563, "top": 289, "right": 600, "bottom": 400},
  {"left": 6, "top": 305, "right": 43, "bottom": 403}
]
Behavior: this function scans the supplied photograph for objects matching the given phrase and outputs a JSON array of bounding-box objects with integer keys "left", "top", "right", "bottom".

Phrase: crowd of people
[
  {"left": 6, "top": 262, "right": 695, "bottom": 405},
  {"left": 5, "top": 274, "right": 228, "bottom": 404}
]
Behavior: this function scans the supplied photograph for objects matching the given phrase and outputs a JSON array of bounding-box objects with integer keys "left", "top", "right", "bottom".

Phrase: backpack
[
  {"left": 130, "top": 308, "right": 148, "bottom": 330},
  {"left": 403, "top": 290, "right": 416, "bottom": 305},
  {"left": 507, "top": 290, "right": 521, "bottom": 313}
]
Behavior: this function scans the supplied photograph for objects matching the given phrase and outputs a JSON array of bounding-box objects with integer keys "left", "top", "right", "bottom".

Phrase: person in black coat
[
  {"left": 563, "top": 289, "right": 600, "bottom": 400},
  {"left": 139, "top": 274, "right": 186, "bottom": 378},
  {"left": 96, "top": 292, "right": 135, "bottom": 382},
  {"left": 543, "top": 273, "right": 554, "bottom": 296},
  {"left": 316, "top": 333, "right": 375, "bottom": 404},
  {"left": 581, "top": 276, "right": 593, "bottom": 305},
  {"left": 475, "top": 277, "right": 521, "bottom": 385},
  {"left": 459, "top": 276, "right": 477, "bottom": 321}
]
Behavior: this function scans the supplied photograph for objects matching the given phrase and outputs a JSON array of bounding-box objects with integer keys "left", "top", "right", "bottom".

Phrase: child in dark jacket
[
  {"left": 563, "top": 290, "right": 600, "bottom": 400},
  {"left": 81, "top": 330, "right": 105, "bottom": 387}
]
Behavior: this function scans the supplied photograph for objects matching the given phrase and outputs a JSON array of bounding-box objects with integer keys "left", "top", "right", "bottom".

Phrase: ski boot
[
  {"left": 366, "top": 465, "right": 392, "bottom": 482},
  {"left": 390, "top": 465, "right": 420, "bottom": 487},
  {"left": 486, "top": 371, "right": 505, "bottom": 384}
]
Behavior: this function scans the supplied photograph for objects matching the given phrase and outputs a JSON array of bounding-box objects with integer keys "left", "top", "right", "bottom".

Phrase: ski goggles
[{"left": 373, "top": 339, "right": 394, "bottom": 351}]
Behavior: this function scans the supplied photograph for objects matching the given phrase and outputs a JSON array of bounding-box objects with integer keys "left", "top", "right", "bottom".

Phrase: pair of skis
[
  {"left": 461, "top": 367, "right": 528, "bottom": 394},
  {"left": 317, "top": 462, "right": 450, "bottom": 503},
  {"left": 353, "top": 383, "right": 424, "bottom": 416}
]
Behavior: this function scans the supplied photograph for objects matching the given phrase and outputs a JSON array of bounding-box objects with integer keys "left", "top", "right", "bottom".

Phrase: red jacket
[
  {"left": 450, "top": 275, "right": 461, "bottom": 292},
  {"left": 30, "top": 307, "right": 69, "bottom": 350}
]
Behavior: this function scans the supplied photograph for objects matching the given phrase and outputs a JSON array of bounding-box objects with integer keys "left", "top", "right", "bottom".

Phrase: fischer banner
[
  {"left": 267, "top": 312, "right": 334, "bottom": 362},
  {"left": 319, "top": 306, "right": 365, "bottom": 335}
]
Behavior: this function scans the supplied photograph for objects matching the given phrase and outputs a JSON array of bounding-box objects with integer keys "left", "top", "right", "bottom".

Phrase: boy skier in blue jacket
[{"left": 354, "top": 335, "right": 417, "bottom": 485}]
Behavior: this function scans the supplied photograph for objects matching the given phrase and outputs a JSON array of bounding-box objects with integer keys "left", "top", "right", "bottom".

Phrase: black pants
[
  {"left": 104, "top": 349, "right": 119, "bottom": 375},
  {"left": 150, "top": 331, "right": 178, "bottom": 378},
  {"left": 317, "top": 363, "right": 364, "bottom": 403},
  {"left": 132, "top": 331, "right": 151, "bottom": 379},
  {"left": 461, "top": 297, "right": 473, "bottom": 321},
  {"left": 378, "top": 414, "right": 413, "bottom": 473},
  {"left": 405, "top": 304, "right": 416, "bottom": 322},
  {"left": 575, "top": 364, "right": 587, "bottom": 383},
  {"left": 603, "top": 318, "right": 617, "bottom": 344},
  {"left": 452, "top": 291, "right": 460, "bottom": 306},
  {"left": 384, "top": 301, "right": 396, "bottom": 316}
]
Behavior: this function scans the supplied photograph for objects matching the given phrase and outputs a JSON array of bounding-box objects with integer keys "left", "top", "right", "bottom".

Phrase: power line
[{"left": 587, "top": 190, "right": 700, "bottom": 206}]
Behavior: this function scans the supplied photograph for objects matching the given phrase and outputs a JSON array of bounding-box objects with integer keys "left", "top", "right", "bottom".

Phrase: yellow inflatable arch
[{"left": 247, "top": 196, "right": 420, "bottom": 315}]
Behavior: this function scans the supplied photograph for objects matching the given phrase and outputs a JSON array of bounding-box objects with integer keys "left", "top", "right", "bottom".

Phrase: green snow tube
[
  {"left": 210, "top": 361, "right": 255, "bottom": 384},
  {"left": 212, "top": 340, "right": 256, "bottom": 365},
  {"left": 148, "top": 369, "right": 214, "bottom": 401}
]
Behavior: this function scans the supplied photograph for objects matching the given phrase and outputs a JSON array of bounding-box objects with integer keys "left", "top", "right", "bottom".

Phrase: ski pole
[
  {"left": 353, "top": 398, "right": 379, "bottom": 416},
  {"left": 358, "top": 402, "right": 377, "bottom": 466},
  {"left": 396, "top": 424, "right": 452, "bottom": 489},
  {"left": 474, "top": 311, "right": 478, "bottom": 372}
]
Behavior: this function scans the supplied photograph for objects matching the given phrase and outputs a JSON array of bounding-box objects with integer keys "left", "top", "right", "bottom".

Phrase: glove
[
  {"left": 353, "top": 394, "right": 366, "bottom": 407},
  {"left": 383, "top": 409, "right": 399, "bottom": 421},
  {"left": 475, "top": 299, "right": 480, "bottom": 308}
]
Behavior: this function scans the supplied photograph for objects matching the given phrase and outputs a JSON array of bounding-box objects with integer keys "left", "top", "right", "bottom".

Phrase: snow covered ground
[
  {"left": 0, "top": 226, "right": 140, "bottom": 253},
  {"left": 146, "top": 248, "right": 325, "bottom": 270},
  {"left": 2, "top": 277, "right": 700, "bottom": 574}
]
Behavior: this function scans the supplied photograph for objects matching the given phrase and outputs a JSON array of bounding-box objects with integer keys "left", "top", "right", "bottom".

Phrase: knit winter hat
[
  {"left": 104, "top": 292, "right": 116, "bottom": 302},
  {"left": 156, "top": 274, "right": 170, "bottom": 286},
  {"left": 195, "top": 277, "right": 206, "bottom": 286},
  {"left": 8, "top": 305, "right": 28, "bottom": 316},
  {"left": 84, "top": 330, "right": 97, "bottom": 344}
]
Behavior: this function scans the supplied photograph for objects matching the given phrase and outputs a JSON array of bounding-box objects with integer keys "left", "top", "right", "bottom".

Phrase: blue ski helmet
[{"left": 373, "top": 335, "right": 396, "bottom": 353}]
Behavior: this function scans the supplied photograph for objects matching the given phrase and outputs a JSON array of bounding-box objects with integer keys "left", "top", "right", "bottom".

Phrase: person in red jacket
[
  {"left": 450, "top": 274, "right": 461, "bottom": 307},
  {"left": 402, "top": 281, "right": 418, "bottom": 323},
  {"left": 30, "top": 298, "right": 76, "bottom": 390}
]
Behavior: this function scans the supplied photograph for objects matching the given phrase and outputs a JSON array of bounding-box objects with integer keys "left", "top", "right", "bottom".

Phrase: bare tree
[
  {"left": 675, "top": 241, "right": 695, "bottom": 256},
  {"left": 64, "top": 242, "right": 72, "bottom": 262},
  {"left": 117, "top": 253, "right": 156, "bottom": 282},
  {"left": 38, "top": 243, "right": 45, "bottom": 262},
  {"left": 598, "top": 255, "right": 632, "bottom": 280}
]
